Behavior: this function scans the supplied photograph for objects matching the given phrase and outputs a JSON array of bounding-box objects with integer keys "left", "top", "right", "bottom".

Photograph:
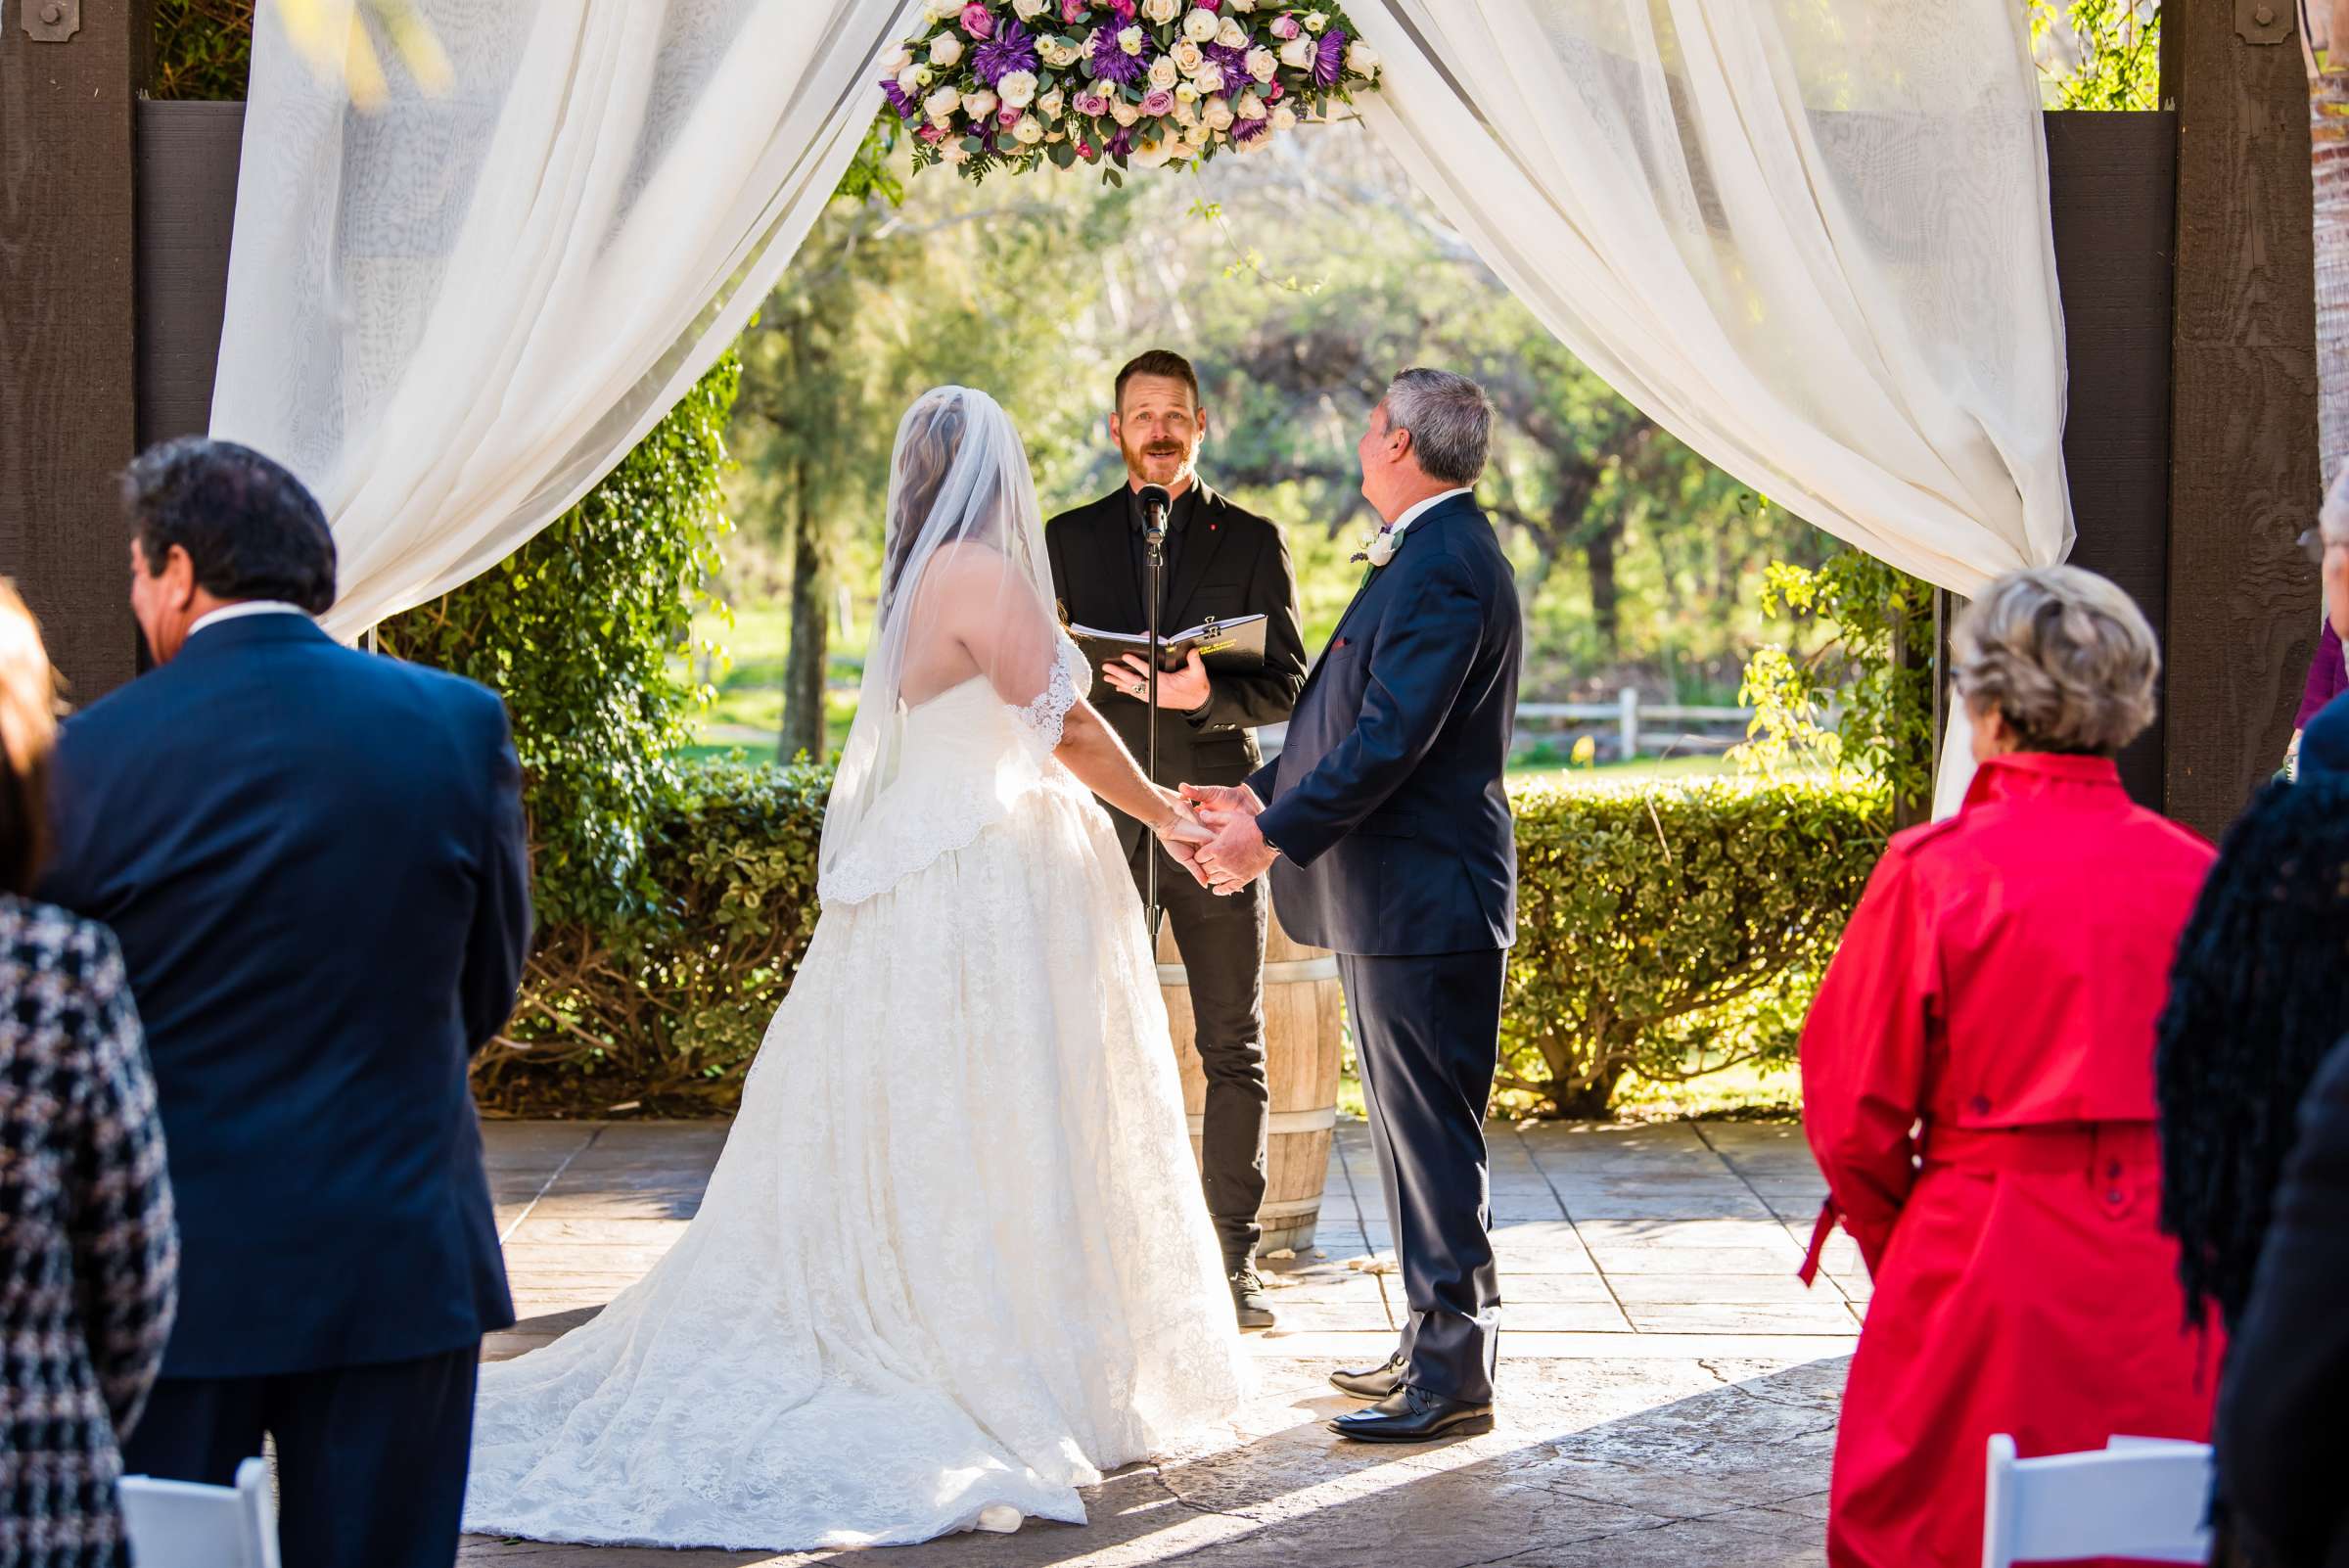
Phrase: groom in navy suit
[
  {"left": 40, "top": 439, "right": 531, "bottom": 1568},
  {"left": 1183, "top": 369, "right": 1520, "bottom": 1443}
]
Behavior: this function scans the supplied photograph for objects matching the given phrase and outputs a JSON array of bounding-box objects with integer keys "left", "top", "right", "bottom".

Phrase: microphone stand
[{"left": 1141, "top": 486, "right": 1171, "bottom": 945}]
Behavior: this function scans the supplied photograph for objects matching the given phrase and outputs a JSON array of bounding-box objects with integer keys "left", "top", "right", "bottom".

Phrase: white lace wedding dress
[{"left": 462, "top": 638, "right": 1249, "bottom": 1550}]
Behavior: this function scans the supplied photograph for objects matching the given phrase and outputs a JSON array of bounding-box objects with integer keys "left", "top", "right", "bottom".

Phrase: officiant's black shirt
[{"left": 1126, "top": 483, "right": 1200, "bottom": 619}]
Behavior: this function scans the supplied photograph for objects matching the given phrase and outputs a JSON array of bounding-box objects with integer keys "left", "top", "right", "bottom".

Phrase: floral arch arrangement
[{"left": 881, "top": 1, "right": 1383, "bottom": 183}]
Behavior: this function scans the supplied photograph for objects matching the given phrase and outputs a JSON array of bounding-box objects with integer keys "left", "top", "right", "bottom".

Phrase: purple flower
[
  {"left": 1090, "top": 25, "right": 1146, "bottom": 83},
  {"left": 880, "top": 77, "right": 921, "bottom": 122},
  {"left": 971, "top": 17, "right": 1039, "bottom": 84},
  {"left": 1203, "top": 41, "right": 1249, "bottom": 82},
  {"left": 961, "top": 4, "right": 995, "bottom": 37},
  {"left": 1313, "top": 27, "right": 1346, "bottom": 86},
  {"left": 1108, "top": 123, "right": 1136, "bottom": 157},
  {"left": 1233, "top": 115, "right": 1271, "bottom": 143},
  {"left": 1141, "top": 86, "right": 1175, "bottom": 116}
]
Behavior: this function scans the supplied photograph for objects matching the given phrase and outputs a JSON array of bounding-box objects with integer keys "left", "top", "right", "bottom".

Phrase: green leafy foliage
[
  {"left": 2029, "top": 0, "right": 2160, "bottom": 111},
  {"left": 153, "top": 0, "right": 255, "bottom": 101},
  {"left": 475, "top": 766, "right": 1881, "bottom": 1118},
  {"left": 379, "top": 355, "right": 742, "bottom": 929},
  {"left": 1732, "top": 551, "right": 1937, "bottom": 822},
  {"left": 474, "top": 761, "right": 832, "bottom": 1117},
  {"left": 1502, "top": 775, "right": 1888, "bottom": 1118}
]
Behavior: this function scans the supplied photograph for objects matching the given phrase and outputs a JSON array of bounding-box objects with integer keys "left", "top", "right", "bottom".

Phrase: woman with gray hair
[{"left": 1801, "top": 564, "right": 2221, "bottom": 1567}]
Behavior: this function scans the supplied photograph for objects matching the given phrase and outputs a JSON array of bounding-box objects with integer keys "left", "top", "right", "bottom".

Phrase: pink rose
[
  {"left": 1269, "top": 13, "right": 1301, "bottom": 38},
  {"left": 1196, "top": 0, "right": 1220, "bottom": 8},
  {"left": 1077, "top": 140, "right": 1096, "bottom": 159},
  {"left": 1141, "top": 86, "right": 1175, "bottom": 115},
  {"left": 1265, "top": 79, "right": 1282, "bottom": 101},
  {"left": 998, "top": 105, "right": 1023, "bottom": 128},
  {"left": 1111, "top": 0, "right": 1136, "bottom": 20},
  {"left": 917, "top": 122, "right": 949, "bottom": 143},
  {"left": 1074, "top": 90, "right": 1111, "bottom": 115},
  {"left": 961, "top": 4, "right": 995, "bottom": 36},
  {"left": 1062, "top": 0, "right": 1087, "bottom": 20}
]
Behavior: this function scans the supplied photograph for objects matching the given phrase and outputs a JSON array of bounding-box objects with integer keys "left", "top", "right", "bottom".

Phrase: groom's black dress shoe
[
  {"left": 1328, "top": 1385, "right": 1496, "bottom": 1444},
  {"left": 1328, "top": 1353, "right": 1405, "bottom": 1400}
]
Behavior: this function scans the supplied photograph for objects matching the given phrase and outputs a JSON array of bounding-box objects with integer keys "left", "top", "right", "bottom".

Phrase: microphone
[{"left": 1137, "top": 484, "right": 1173, "bottom": 544}]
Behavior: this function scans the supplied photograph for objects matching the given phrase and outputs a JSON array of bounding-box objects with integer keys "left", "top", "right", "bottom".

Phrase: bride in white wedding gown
[{"left": 462, "top": 387, "right": 1248, "bottom": 1550}]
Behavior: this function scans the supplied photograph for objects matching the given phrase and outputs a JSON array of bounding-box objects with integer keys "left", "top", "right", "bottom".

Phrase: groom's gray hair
[{"left": 1383, "top": 369, "right": 1494, "bottom": 487}]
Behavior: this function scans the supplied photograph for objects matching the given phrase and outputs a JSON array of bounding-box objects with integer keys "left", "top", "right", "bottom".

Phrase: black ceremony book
[{"left": 1070, "top": 612, "right": 1269, "bottom": 673}]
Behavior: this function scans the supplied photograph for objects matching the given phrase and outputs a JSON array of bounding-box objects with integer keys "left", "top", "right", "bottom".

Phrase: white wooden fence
[{"left": 1257, "top": 689, "right": 1754, "bottom": 762}]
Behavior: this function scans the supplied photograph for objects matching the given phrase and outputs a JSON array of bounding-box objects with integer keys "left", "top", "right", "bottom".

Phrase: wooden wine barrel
[{"left": 1156, "top": 906, "right": 1345, "bottom": 1255}]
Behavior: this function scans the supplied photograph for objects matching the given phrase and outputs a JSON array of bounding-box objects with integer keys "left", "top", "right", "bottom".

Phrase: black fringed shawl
[{"left": 2156, "top": 768, "right": 2349, "bottom": 1333}]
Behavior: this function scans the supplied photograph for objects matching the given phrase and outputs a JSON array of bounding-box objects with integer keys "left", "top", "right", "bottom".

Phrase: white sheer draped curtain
[
  {"left": 211, "top": 0, "right": 918, "bottom": 639},
  {"left": 217, "top": 0, "right": 2066, "bottom": 802},
  {"left": 1355, "top": 1, "right": 2072, "bottom": 807}
]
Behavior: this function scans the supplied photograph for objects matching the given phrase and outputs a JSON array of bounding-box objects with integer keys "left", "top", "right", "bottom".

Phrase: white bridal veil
[{"left": 815, "top": 388, "right": 1080, "bottom": 906}]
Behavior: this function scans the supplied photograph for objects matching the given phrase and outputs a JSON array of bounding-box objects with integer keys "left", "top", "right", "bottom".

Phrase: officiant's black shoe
[
  {"left": 1229, "top": 1268, "right": 1275, "bottom": 1329},
  {"left": 1328, "top": 1353, "right": 1405, "bottom": 1400},
  {"left": 1328, "top": 1385, "right": 1495, "bottom": 1445}
]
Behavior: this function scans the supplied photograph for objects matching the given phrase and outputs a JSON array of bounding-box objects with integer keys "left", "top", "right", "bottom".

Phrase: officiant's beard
[{"left": 1122, "top": 438, "right": 1199, "bottom": 491}]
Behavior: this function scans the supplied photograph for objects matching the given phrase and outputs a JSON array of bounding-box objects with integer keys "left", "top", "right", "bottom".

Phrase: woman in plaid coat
[{"left": 0, "top": 582, "right": 177, "bottom": 1567}]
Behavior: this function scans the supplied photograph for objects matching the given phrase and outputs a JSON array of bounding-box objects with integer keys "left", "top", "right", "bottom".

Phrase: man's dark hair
[
  {"left": 122, "top": 438, "right": 338, "bottom": 615},
  {"left": 1114, "top": 349, "right": 1201, "bottom": 413}
]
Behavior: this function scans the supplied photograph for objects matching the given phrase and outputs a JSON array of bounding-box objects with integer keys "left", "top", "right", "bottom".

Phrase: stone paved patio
[{"left": 467, "top": 1118, "right": 1861, "bottom": 1567}]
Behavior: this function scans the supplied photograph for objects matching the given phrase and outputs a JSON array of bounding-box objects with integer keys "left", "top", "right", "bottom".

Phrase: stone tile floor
[{"left": 468, "top": 1118, "right": 1860, "bottom": 1567}]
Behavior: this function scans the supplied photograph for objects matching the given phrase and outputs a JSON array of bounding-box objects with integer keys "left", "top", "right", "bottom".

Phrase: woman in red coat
[{"left": 1802, "top": 565, "right": 2222, "bottom": 1568}]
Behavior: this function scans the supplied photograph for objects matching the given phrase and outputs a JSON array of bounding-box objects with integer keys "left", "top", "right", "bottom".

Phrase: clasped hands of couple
[{"left": 1149, "top": 784, "right": 1274, "bottom": 896}]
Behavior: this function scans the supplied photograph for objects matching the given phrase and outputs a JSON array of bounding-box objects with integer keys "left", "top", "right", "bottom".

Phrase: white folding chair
[
  {"left": 121, "top": 1455, "right": 281, "bottom": 1568},
  {"left": 1980, "top": 1432, "right": 2213, "bottom": 1568}
]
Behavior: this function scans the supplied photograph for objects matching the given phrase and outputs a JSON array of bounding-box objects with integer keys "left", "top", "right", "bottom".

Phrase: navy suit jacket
[
  {"left": 40, "top": 614, "right": 530, "bottom": 1378},
  {"left": 1249, "top": 494, "right": 1521, "bottom": 956}
]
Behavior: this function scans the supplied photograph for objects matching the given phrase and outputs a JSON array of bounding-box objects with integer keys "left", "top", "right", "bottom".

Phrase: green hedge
[
  {"left": 475, "top": 764, "right": 1887, "bottom": 1119},
  {"left": 1503, "top": 775, "right": 1886, "bottom": 1117}
]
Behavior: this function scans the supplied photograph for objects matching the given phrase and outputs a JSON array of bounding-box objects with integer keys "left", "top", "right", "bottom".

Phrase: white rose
[
  {"left": 1174, "top": 81, "right": 1199, "bottom": 105},
  {"left": 1185, "top": 119, "right": 1212, "bottom": 145},
  {"left": 1119, "top": 24, "right": 1145, "bottom": 55},
  {"left": 1304, "top": 10, "right": 1328, "bottom": 31},
  {"left": 943, "top": 140, "right": 972, "bottom": 164},
  {"left": 964, "top": 87, "right": 999, "bottom": 118},
  {"left": 1148, "top": 55, "right": 1179, "bottom": 89},
  {"left": 1228, "top": 0, "right": 1255, "bottom": 8},
  {"left": 1277, "top": 35, "right": 1313, "bottom": 69},
  {"left": 1181, "top": 8, "right": 1221, "bottom": 42},
  {"left": 1014, "top": 113, "right": 1045, "bottom": 144},
  {"left": 1202, "top": 94, "right": 1235, "bottom": 130},
  {"left": 1109, "top": 95, "right": 1143, "bottom": 125},
  {"left": 929, "top": 31, "right": 963, "bottom": 67},
  {"left": 1216, "top": 18, "right": 1247, "bottom": 49},
  {"left": 1172, "top": 39, "right": 1206, "bottom": 74},
  {"left": 1234, "top": 88, "right": 1266, "bottom": 120},
  {"left": 996, "top": 69, "right": 1038, "bottom": 107},
  {"left": 884, "top": 46, "right": 913, "bottom": 74},
  {"left": 1014, "top": 0, "right": 1049, "bottom": 16},
  {"left": 1038, "top": 87, "right": 1065, "bottom": 118},
  {"left": 897, "top": 61, "right": 927, "bottom": 92},
  {"left": 1246, "top": 46, "right": 1276, "bottom": 82},
  {"left": 925, "top": 0, "right": 960, "bottom": 19},
  {"left": 1346, "top": 41, "right": 1379, "bottom": 75},
  {"left": 1039, "top": 37, "right": 1081, "bottom": 68},
  {"left": 1143, "top": 0, "right": 1181, "bottom": 21},
  {"left": 924, "top": 84, "right": 962, "bottom": 118},
  {"left": 1269, "top": 103, "right": 1298, "bottom": 131},
  {"left": 1174, "top": 97, "right": 1199, "bottom": 124},
  {"left": 1192, "top": 64, "right": 1221, "bottom": 93}
]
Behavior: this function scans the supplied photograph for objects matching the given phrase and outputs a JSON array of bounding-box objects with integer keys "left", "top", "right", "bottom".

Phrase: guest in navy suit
[
  {"left": 39, "top": 438, "right": 532, "bottom": 1568},
  {"left": 1182, "top": 369, "right": 1521, "bottom": 1443}
]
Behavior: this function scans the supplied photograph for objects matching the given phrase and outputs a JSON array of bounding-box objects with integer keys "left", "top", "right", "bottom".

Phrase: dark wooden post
[
  {"left": 0, "top": 1, "right": 150, "bottom": 702},
  {"left": 2166, "top": 0, "right": 2322, "bottom": 837}
]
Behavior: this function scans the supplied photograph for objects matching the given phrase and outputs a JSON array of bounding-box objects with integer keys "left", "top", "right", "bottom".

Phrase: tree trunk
[
  {"left": 1584, "top": 515, "right": 1624, "bottom": 659},
  {"left": 2315, "top": 57, "right": 2349, "bottom": 480},
  {"left": 780, "top": 484, "right": 829, "bottom": 764}
]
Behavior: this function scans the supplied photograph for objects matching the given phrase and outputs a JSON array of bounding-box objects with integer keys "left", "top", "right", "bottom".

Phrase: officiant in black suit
[{"left": 1044, "top": 349, "right": 1309, "bottom": 1329}]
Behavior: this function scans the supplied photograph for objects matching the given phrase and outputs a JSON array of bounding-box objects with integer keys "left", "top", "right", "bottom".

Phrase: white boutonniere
[{"left": 1350, "top": 526, "right": 1402, "bottom": 568}]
